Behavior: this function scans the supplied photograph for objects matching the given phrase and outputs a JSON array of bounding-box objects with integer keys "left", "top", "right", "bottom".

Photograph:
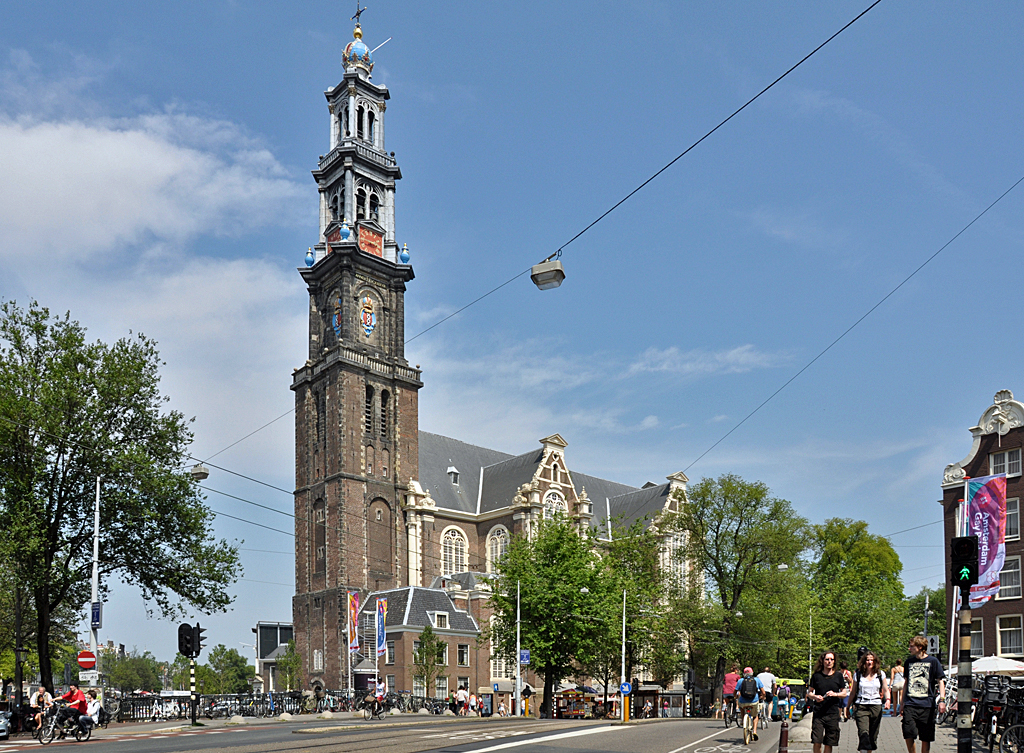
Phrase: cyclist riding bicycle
[
  {"left": 30, "top": 686, "right": 53, "bottom": 732},
  {"left": 374, "top": 678, "right": 386, "bottom": 715},
  {"left": 723, "top": 664, "right": 741, "bottom": 721},
  {"left": 736, "top": 667, "right": 765, "bottom": 741}
]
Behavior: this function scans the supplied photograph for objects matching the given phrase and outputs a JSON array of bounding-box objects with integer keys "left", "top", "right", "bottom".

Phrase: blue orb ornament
[
  {"left": 305, "top": 247, "right": 315, "bottom": 267},
  {"left": 400, "top": 243, "right": 410, "bottom": 263},
  {"left": 340, "top": 219, "right": 351, "bottom": 241}
]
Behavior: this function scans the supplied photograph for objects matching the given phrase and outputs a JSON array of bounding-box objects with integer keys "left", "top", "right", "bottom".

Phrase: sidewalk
[{"left": 784, "top": 713, "right": 956, "bottom": 753}]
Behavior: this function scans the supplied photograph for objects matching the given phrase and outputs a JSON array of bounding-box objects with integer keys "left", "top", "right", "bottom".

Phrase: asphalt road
[{"left": 0, "top": 715, "right": 789, "bottom": 753}]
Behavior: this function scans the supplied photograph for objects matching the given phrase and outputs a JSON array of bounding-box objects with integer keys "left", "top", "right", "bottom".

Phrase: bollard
[{"left": 777, "top": 719, "right": 789, "bottom": 753}]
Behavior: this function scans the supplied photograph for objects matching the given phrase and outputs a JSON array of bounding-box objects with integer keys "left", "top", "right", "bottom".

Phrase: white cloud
[{"left": 627, "top": 344, "right": 789, "bottom": 376}]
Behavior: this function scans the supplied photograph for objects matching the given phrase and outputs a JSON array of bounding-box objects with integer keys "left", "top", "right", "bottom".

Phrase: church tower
[{"left": 292, "top": 18, "right": 421, "bottom": 689}]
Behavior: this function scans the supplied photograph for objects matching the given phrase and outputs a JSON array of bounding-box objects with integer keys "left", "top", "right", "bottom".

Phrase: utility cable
[{"left": 683, "top": 171, "right": 1024, "bottom": 473}]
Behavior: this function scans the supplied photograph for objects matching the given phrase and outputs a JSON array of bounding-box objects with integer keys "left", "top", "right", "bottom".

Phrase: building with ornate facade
[
  {"left": 942, "top": 390, "right": 1024, "bottom": 662},
  {"left": 291, "top": 20, "right": 690, "bottom": 703}
]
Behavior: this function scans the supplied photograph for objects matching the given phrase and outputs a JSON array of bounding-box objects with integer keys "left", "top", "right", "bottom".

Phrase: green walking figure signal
[{"left": 950, "top": 535, "right": 979, "bottom": 587}]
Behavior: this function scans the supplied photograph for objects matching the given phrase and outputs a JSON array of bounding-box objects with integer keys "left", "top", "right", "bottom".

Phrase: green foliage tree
[
  {"left": 809, "top": 518, "right": 913, "bottom": 666},
  {"left": 674, "top": 474, "right": 809, "bottom": 696},
  {"left": 276, "top": 640, "right": 302, "bottom": 692},
  {"left": 906, "top": 584, "right": 947, "bottom": 658},
  {"left": 413, "top": 624, "right": 446, "bottom": 699},
  {"left": 489, "top": 516, "right": 606, "bottom": 717},
  {"left": 0, "top": 301, "right": 243, "bottom": 687},
  {"left": 103, "top": 649, "right": 162, "bottom": 693},
  {"left": 207, "top": 644, "right": 253, "bottom": 694}
]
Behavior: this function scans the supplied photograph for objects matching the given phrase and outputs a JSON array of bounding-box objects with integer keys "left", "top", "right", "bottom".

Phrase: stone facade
[{"left": 942, "top": 390, "right": 1024, "bottom": 662}]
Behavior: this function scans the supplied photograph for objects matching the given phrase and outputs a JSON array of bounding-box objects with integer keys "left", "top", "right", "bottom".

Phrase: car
[{"left": 0, "top": 710, "right": 11, "bottom": 740}]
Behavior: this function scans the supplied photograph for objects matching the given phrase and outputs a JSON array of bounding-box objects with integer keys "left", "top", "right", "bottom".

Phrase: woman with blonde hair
[
  {"left": 849, "top": 650, "right": 890, "bottom": 753},
  {"left": 890, "top": 661, "right": 905, "bottom": 715}
]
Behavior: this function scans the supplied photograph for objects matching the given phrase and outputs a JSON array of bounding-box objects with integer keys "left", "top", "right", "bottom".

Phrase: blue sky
[{"left": 2, "top": 1, "right": 1022, "bottom": 661}]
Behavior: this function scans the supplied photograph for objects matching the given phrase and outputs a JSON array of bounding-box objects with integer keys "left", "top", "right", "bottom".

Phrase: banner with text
[
  {"left": 967, "top": 473, "right": 1007, "bottom": 608},
  {"left": 348, "top": 592, "right": 360, "bottom": 653},
  {"left": 376, "top": 598, "right": 388, "bottom": 657}
]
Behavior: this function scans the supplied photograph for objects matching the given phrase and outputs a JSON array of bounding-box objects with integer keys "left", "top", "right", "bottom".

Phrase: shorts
[
  {"left": 812, "top": 712, "right": 841, "bottom": 746},
  {"left": 738, "top": 700, "right": 758, "bottom": 712},
  {"left": 902, "top": 705, "right": 936, "bottom": 742}
]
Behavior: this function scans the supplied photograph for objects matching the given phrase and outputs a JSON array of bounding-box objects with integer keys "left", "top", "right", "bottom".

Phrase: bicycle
[
  {"left": 723, "top": 697, "right": 737, "bottom": 728},
  {"left": 362, "top": 695, "right": 386, "bottom": 721},
  {"left": 758, "top": 699, "right": 770, "bottom": 726},
  {"left": 740, "top": 703, "right": 758, "bottom": 746},
  {"left": 38, "top": 702, "right": 91, "bottom": 745}
]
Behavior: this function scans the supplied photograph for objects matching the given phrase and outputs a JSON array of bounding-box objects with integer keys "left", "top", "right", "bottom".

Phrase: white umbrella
[{"left": 971, "top": 655, "right": 1024, "bottom": 675}]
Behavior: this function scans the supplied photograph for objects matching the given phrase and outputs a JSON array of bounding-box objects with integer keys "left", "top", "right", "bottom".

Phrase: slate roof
[
  {"left": 479, "top": 449, "right": 544, "bottom": 513},
  {"left": 361, "top": 586, "right": 478, "bottom": 633},
  {"left": 606, "top": 483, "right": 672, "bottom": 529},
  {"left": 418, "top": 432, "right": 514, "bottom": 514}
]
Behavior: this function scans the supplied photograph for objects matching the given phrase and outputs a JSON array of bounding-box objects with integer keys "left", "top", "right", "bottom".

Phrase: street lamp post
[{"left": 515, "top": 580, "right": 521, "bottom": 718}]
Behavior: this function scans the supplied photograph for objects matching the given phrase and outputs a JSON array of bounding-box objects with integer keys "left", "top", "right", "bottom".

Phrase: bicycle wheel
[
  {"left": 724, "top": 706, "right": 731, "bottom": 728},
  {"left": 363, "top": 705, "right": 372, "bottom": 721},
  {"left": 75, "top": 724, "right": 91, "bottom": 743},
  {"left": 39, "top": 718, "right": 56, "bottom": 745},
  {"left": 743, "top": 712, "right": 752, "bottom": 745},
  {"left": 1002, "top": 724, "right": 1024, "bottom": 753}
]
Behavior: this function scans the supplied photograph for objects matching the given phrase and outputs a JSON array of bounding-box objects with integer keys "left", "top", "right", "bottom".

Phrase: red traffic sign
[{"left": 77, "top": 650, "right": 96, "bottom": 669}]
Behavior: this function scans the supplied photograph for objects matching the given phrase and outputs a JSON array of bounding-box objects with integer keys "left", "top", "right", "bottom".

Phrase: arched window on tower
[
  {"left": 356, "top": 188, "right": 368, "bottom": 221},
  {"left": 442, "top": 528, "right": 467, "bottom": 576},
  {"left": 365, "top": 385, "right": 374, "bottom": 434},
  {"left": 342, "top": 105, "right": 350, "bottom": 137},
  {"left": 381, "top": 448, "right": 389, "bottom": 479},
  {"left": 313, "top": 499, "right": 326, "bottom": 574},
  {"left": 380, "top": 390, "right": 389, "bottom": 438},
  {"left": 357, "top": 105, "right": 365, "bottom": 140},
  {"left": 487, "top": 526, "right": 509, "bottom": 572},
  {"left": 369, "top": 193, "right": 379, "bottom": 222},
  {"left": 366, "top": 445, "right": 374, "bottom": 476},
  {"left": 543, "top": 490, "right": 566, "bottom": 519},
  {"left": 368, "top": 110, "right": 376, "bottom": 146}
]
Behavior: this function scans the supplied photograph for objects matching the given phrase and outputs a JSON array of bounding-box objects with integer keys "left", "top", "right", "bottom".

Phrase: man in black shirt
[
  {"left": 899, "top": 635, "right": 946, "bottom": 753},
  {"left": 808, "top": 651, "right": 849, "bottom": 753}
]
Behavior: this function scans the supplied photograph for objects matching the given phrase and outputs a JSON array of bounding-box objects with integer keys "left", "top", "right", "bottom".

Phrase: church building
[{"left": 291, "top": 19, "right": 690, "bottom": 700}]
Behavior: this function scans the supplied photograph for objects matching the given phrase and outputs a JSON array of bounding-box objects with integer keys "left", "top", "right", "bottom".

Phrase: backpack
[
  {"left": 777, "top": 686, "right": 790, "bottom": 701},
  {"left": 740, "top": 676, "right": 758, "bottom": 698}
]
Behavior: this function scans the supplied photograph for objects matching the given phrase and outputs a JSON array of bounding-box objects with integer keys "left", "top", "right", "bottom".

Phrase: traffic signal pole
[
  {"left": 190, "top": 658, "right": 197, "bottom": 726},
  {"left": 957, "top": 606, "right": 972, "bottom": 753}
]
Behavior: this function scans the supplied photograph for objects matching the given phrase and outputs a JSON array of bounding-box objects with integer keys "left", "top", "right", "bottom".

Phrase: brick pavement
[{"left": 782, "top": 712, "right": 957, "bottom": 753}]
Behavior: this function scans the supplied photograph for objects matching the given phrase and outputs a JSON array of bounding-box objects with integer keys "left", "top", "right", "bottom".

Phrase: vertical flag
[
  {"left": 966, "top": 474, "right": 1007, "bottom": 608},
  {"left": 376, "top": 598, "right": 388, "bottom": 657},
  {"left": 348, "top": 592, "right": 360, "bottom": 653}
]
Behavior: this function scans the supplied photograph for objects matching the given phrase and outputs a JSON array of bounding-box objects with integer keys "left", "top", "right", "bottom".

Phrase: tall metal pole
[
  {"left": 621, "top": 589, "right": 627, "bottom": 721},
  {"left": 924, "top": 593, "right": 930, "bottom": 639},
  {"left": 515, "top": 580, "right": 521, "bottom": 717},
  {"left": 958, "top": 608, "right": 973, "bottom": 753},
  {"left": 808, "top": 609, "right": 813, "bottom": 681},
  {"left": 190, "top": 658, "right": 197, "bottom": 726},
  {"left": 14, "top": 586, "right": 22, "bottom": 730},
  {"left": 90, "top": 477, "right": 100, "bottom": 662}
]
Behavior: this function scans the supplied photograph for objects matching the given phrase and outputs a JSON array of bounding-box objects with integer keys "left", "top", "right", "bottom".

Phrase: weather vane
[{"left": 351, "top": 2, "right": 367, "bottom": 24}]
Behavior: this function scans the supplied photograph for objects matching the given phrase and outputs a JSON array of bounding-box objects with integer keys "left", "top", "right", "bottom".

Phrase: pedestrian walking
[
  {"left": 891, "top": 662, "right": 905, "bottom": 715},
  {"left": 808, "top": 650, "right": 849, "bottom": 753},
  {"left": 840, "top": 661, "right": 853, "bottom": 721},
  {"left": 849, "top": 650, "right": 890, "bottom": 753},
  {"left": 662, "top": 698, "right": 669, "bottom": 718},
  {"left": 899, "top": 635, "right": 946, "bottom": 753}
]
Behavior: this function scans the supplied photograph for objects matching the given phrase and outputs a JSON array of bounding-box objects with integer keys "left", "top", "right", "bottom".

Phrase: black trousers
[{"left": 853, "top": 704, "right": 884, "bottom": 751}]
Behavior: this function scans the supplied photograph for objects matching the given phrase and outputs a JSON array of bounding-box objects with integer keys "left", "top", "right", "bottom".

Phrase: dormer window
[
  {"left": 447, "top": 466, "right": 459, "bottom": 485},
  {"left": 434, "top": 612, "right": 449, "bottom": 629}
]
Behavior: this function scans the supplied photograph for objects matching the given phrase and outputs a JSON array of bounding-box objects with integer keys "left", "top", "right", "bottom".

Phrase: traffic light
[
  {"left": 192, "top": 623, "right": 207, "bottom": 657},
  {"left": 177, "top": 623, "right": 194, "bottom": 658},
  {"left": 951, "top": 535, "right": 979, "bottom": 588}
]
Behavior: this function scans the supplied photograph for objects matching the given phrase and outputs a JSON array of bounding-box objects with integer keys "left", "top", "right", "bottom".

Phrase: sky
[{"left": 2, "top": 0, "right": 1023, "bottom": 662}]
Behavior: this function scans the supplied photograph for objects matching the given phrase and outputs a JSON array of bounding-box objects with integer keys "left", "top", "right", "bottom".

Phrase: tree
[
  {"left": 103, "top": 649, "right": 161, "bottom": 693},
  {"left": 809, "top": 518, "right": 913, "bottom": 666},
  {"left": 413, "top": 624, "right": 446, "bottom": 699},
  {"left": 489, "top": 516, "right": 606, "bottom": 717},
  {"left": 0, "top": 301, "right": 243, "bottom": 687},
  {"left": 907, "top": 584, "right": 947, "bottom": 658},
  {"left": 276, "top": 640, "right": 302, "bottom": 692},
  {"left": 207, "top": 644, "right": 253, "bottom": 694},
  {"left": 673, "top": 474, "right": 809, "bottom": 697}
]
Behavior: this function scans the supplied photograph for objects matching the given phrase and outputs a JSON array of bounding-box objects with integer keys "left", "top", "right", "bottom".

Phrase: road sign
[
  {"left": 90, "top": 602, "right": 102, "bottom": 629},
  {"left": 78, "top": 670, "right": 99, "bottom": 686},
  {"left": 77, "top": 650, "right": 96, "bottom": 670},
  {"left": 620, "top": 682, "right": 632, "bottom": 695},
  {"left": 493, "top": 683, "right": 499, "bottom": 693},
  {"left": 928, "top": 635, "right": 940, "bottom": 655},
  {"left": 519, "top": 649, "right": 530, "bottom": 665}
]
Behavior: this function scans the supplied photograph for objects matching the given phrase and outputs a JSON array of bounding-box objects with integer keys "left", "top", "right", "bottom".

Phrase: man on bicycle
[
  {"left": 757, "top": 666, "right": 777, "bottom": 721},
  {"left": 374, "top": 677, "right": 387, "bottom": 715},
  {"left": 30, "top": 685, "right": 52, "bottom": 732},
  {"left": 736, "top": 667, "right": 765, "bottom": 741},
  {"left": 57, "top": 682, "right": 87, "bottom": 736},
  {"left": 722, "top": 664, "right": 741, "bottom": 720}
]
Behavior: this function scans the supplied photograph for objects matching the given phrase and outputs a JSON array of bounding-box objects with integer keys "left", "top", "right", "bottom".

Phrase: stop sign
[{"left": 77, "top": 650, "right": 96, "bottom": 669}]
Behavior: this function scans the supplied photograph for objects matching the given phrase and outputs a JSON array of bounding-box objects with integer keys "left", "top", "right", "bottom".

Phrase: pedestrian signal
[{"left": 950, "top": 535, "right": 979, "bottom": 588}]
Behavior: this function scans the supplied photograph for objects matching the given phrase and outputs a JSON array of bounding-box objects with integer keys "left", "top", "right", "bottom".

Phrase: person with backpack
[
  {"left": 808, "top": 650, "right": 849, "bottom": 753},
  {"left": 777, "top": 682, "right": 792, "bottom": 719},
  {"left": 736, "top": 667, "right": 765, "bottom": 740},
  {"left": 848, "top": 650, "right": 890, "bottom": 753}
]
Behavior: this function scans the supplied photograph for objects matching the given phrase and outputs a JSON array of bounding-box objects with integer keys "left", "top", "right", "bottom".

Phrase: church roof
[
  {"left": 419, "top": 431, "right": 514, "bottom": 513},
  {"left": 479, "top": 449, "right": 544, "bottom": 514},
  {"left": 606, "top": 483, "right": 673, "bottom": 529}
]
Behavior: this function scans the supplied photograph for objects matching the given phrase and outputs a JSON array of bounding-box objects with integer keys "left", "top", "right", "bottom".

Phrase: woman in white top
[
  {"left": 848, "top": 651, "right": 890, "bottom": 753},
  {"left": 890, "top": 662, "right": 904, "bottom": 716}
]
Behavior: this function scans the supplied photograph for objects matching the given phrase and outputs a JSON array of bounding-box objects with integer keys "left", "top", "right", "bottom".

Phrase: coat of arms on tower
[
  {"left": 359, "top": 295, "right": 376, "bottom": 336},
  {"left": 332, "top": 297, "right": 343, "bottom": 337}
]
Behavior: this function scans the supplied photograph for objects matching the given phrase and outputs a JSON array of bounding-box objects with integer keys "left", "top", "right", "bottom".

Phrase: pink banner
[
  {"left": 966, "top": 474, "right": 1007, "bottom": 608},
  {"left": 348, "top": 592, "right": 360, "bottom": 653}
]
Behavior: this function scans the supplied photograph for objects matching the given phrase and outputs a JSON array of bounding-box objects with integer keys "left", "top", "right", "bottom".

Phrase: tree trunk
[
  {"left": 541, "top": 667, "right": 556, "bottom": 718},
  {"left": 713, "top": 654, "right": 726, "bottom": 706},
  {"left": 34, "top": 586, "right": 53, "bottom": 693}
]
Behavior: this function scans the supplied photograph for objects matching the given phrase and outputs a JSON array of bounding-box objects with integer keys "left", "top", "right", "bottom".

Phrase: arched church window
[
  {"left": 365, "top": 384, "right": 374, "bottom": 434},
  {"left": 380, "top": 390, "right": 389, "bottom": 438},
  {"left": 543, "top": 490, "right": 566, "bottom": 519},
  {"left": 442, "top": 527, "right": 467, "bottom": 575},
  {"left": 366, "top": 445, "right": 374, "bottom": 476},
  {"left": 368, "top": 110, "right": 376, "bottom": 145},
  {"left": 357, "top": 105, "right": 365, "bottom": 140},
  {"left": 356, "top": 188, "right": 367, "bottom": 221},
  {"left": 487, "top": 526, "right": 508, "bottom": 572},
  {"left": 369, "top": 193, "right": 379, "bottom": 222},
  {"left": 342, "top": 105, "right": 350, "bottom": 137},
  {"left": 313, "top": 499, "right": 326, "bottom": 573},
  {"left": 381, "top": 448, "right": 389, "bottom": 479}
]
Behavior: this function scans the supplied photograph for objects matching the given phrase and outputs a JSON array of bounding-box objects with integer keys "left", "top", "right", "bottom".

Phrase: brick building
[
  {"left": 942, "top": 389, "right": 1024, "bottom": 662},
  {"left": 292, "top": 20, "right": 690, "bottom": 702}
]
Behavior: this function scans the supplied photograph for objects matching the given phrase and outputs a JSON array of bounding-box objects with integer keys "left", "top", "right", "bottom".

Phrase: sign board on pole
[
  {"left": 78, "top": 670, "right": 99, "bottom": 686},
  {"left": 493, "top": 683, "right": 499, "bottom": 693},
  {"left": 77, "top": 650, "right": 97, "bottom": 669},
  {"left": 91, "top": 602, "right": 102, "bottom": 629},
  {"left": 620, "top": 682, "right": 632, "bottom": 695},
  {"left": 519, "top": 649, "right": 530, "bottom": 665},
  {"left": 928, "top": 635, "right": 940, "bottom": 655}
]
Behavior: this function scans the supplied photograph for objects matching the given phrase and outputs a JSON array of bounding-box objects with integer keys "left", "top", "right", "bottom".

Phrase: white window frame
[
  {"left": 998, "top": 614, "right": 1024, "bottom": 657},
  {"left": 991, "top": 448, "right": 1022, "bottom": 478},
  {"left": 999, "top": 556, "right": 1022, "bottom": 600},
  {"left": 386, "top": 640, "right": 395, "bottom": 665},
  {"left": 435, "top": 676, "right": 448, "bottom": 698},
  {"left": 487, "top": 526, "right": 509, "bottom": 573},
  {"left": 441, "top": 527, "right": 467, "bottom": 576},
  {"left": 413, "top": 675, "right": 425, "bottom": 697},
  {"left": 1009, "top": 498, "right": 1020, "bottom": 542},
  {"left": 439, "top": 643, "right": 448, "bottom": 666},
  {"left": 386, "top": 674, "right": 396, "bottom": 691},
  {"left": 543, "top": 490, "right": 566, "bottom": 519},
  {"left": 433, "top": 612, "right": 449, "bottom": 629},
  {"left": 313, "top": 649, "right": 324, "bottom": 672},
  {"left": 972, "top": 617, "right": 983, "bottom": 658},
  {"left": 458, "top": 644, "right": 470, "bottom": 667}
]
